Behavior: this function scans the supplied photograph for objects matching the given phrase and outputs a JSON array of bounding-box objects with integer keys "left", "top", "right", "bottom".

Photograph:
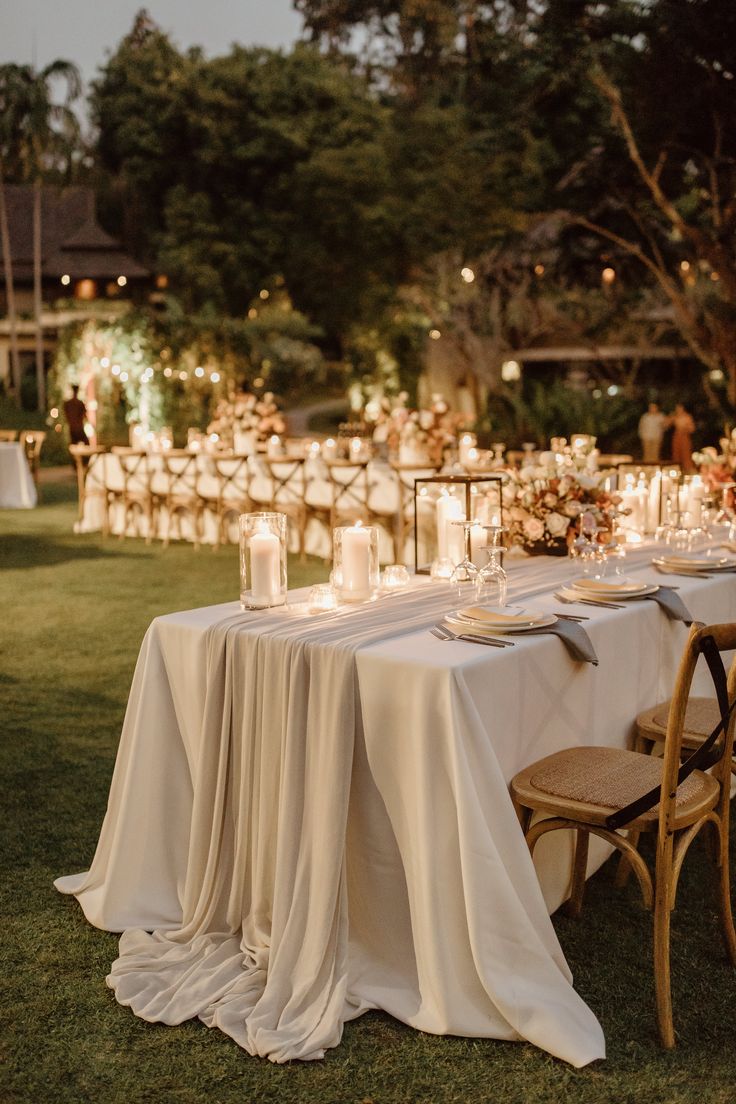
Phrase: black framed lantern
[{"left": 413, "top": 472, "right": 506, "bottom": 575}]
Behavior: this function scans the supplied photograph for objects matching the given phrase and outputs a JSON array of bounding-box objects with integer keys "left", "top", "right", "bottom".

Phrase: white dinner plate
[
  {"left": 569, "top": 580, "right": 659, "bottom": 600},
  {"left": 455, "top": 604, "right": 549, "bottom": 630},
  {"left": 447, "top": 612, "right": 558, "bottom": 636},
  {"left": 570, "top": 576, "right": 651, "bottom": 596},
  {"left": 658, "top": 552, "right": 736, "bottom": 571}
]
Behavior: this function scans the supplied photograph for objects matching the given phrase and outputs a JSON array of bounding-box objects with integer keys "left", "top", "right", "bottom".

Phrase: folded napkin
[
  {"left": 523, "top": 619, "right": 598, "bottom": 665},
  {"left": 640, "top": 587, "right": 692, "bottom": 623}
]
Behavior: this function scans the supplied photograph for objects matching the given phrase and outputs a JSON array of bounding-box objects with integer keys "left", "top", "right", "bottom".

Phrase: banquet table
[
  {"left": 0, "top": 441, "right": 37, "bottom": 509},
  {"left": 55, "top": 547, "right": 736, "bottom": 1068}
]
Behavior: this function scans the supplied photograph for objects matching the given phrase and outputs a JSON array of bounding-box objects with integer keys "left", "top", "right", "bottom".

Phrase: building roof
[{"left": 0, "top": 185, "right": 149, "bottom": 283}]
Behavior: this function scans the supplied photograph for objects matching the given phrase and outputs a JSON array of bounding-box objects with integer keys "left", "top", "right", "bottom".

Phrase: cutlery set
[{"left": 431, "top": 611, "right": 589, "bottom": 647}]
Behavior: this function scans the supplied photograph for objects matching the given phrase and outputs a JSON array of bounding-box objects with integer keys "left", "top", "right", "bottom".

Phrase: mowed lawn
[{"left": 2, "top": 484, "right": 736, "bottom": 1104}]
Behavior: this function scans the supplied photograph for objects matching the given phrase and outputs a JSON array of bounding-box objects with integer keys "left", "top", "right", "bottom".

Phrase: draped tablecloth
[
  {"left": 0, "top": 442, "right": 36, "bottom": 509},
  {"left": 55, "top": 548, "right": 736, "bottom": 1067}
]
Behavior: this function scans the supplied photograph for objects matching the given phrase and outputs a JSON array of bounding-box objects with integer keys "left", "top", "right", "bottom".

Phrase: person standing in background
[
  {"left": 637, "top": 401, "right": 669, "bottom": 462},
  {"left": 671, "top": 403, "right": 696, "bottom": 472},
  {"left": 64, "top": 385, "right": 89, "bottom": 446}
]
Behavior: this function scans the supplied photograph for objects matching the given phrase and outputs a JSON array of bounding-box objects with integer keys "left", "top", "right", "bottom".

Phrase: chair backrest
[
  {"left": 0, "top": 429, "right": 18, "bottom": 441},
  {"left": 659, "top": 623, "right": 736, "bottom": 837}
]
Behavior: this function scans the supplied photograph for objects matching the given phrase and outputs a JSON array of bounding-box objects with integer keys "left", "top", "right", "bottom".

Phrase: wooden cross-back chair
[
  {"left": 510, "top": 622, "right": 736, "bottom": 1048},
  {"left": 19, "top": 429, "right": 46, "bottom": 492},
  {"left": 0, "top": 429, "right": 18, "bottom": 441}
]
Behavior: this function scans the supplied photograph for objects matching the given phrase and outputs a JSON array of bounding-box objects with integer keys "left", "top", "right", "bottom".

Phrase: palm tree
[{"left": 0, "top": 61, "right": 81, "bottom": 411}]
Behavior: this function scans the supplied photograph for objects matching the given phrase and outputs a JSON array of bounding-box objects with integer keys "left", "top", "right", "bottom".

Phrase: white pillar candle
[
  {"left": 470, "top": 521, "right": 487, "bottom": 568},
  {"left": 322, "top": 438, "right": 337, "bottom": 461},
  {"left": 342, "top": 522, "right": 371, "bottom": 598},
  {"left": 647, "top": 472, "right": 661, "bottom": 532},
  {"left": 268, "top": 435, "right": 283, "bottom": 459},
  {"left": 349, "top": 436, "right": 363, "bottom": 461},
  {"left": 436, "top": 492, "right": 463, "bottom": 560},
  {"left": 250, "top": 529, "right": 281, "bottom": 604},
  {"left": 687, "top": 474, "right": 704, "bottom": 526}
]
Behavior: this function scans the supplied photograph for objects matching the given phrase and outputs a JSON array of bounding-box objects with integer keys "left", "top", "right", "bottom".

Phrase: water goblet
[
  {"left": 476, "top": 525, "right": 508, "bottom": 606},
  {"left": 449, "top": 520, "right": 480, "bottom": 598}
]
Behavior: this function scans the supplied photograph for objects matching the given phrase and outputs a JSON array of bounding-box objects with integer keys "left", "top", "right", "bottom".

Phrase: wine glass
[
  {"left": 449, "top": 520, "right": 480, "bottom": 598},
  {"left": 476, "top": 525, "right": 508, "bottom": 606}
]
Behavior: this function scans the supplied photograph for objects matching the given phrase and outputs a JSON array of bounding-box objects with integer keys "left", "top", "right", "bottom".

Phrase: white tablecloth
[
  {"left": 0, "top": 442, "right": 36, "bottom": 509},
  {"left": 55, "top": 548, "right": 736, "bottom": 1067}
]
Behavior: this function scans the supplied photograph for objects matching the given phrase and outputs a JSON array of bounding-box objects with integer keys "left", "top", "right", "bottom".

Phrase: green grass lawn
[{"left": 2, "top": 485, "right": 736, "bottom": 1104}]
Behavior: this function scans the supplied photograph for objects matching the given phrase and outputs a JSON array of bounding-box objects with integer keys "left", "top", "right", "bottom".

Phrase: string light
[
  {"left": 602, "top": 267, "right": 616, "bottom": 285},
  {"left": 429, "top": 329, "right": 441, "bottom": 340},
  {"left": 117, "top": 275, "right": 127, "bottom": 287},
  {"left": 248, "top": 308, "right": 258, "bottom": 319},
  {"left": 163, "top": 367, "right": 173, "bottom": 378},
  {"left": 679, "top": 260, "right": 690, "bottom": 273},
  {"left": 534, "top": 263, "right": 545, "bottom": 276},
  {"left": 60, "top": 274, "right": 70, "bottom": 286},
  {"left": 211, "top": 372, "right": 220, "bottom": 383},
  {"left": 179, "top": 371, "right": 188, "bottom": 381},
  {"left": 194, "top": 366, "right": 205, "bottom": 378},
  {"left": 111, "top": 365, "right": 121, "bottom": 376},
  {"left": 460, "top": 267, "right": 475, "bottom": 283},
  {"left": 259, "top": 289, "right": 269, "bottom": 300}
]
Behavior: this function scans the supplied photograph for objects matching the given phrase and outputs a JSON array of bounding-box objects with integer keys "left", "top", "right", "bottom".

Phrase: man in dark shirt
[{"left": 64, "top": 385, "right": 89, "bottom": 445}]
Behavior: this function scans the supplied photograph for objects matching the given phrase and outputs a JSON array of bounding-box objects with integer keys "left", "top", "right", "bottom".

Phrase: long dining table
[{"left": 55, "top": 546, "right": 736, "bottom": 1068}]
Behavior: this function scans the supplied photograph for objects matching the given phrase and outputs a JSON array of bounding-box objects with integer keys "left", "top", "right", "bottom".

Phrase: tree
[
  {"left": 0, "top": 65, "right": 27, "bottom": 404},
  {"left": 0, "top": 60, "right": 81, "bottom": 410}
]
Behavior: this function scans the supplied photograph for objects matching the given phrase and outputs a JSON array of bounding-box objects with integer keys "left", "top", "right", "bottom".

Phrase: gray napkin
[
  {"left": 641, "top": 587, "right": 692, "bottom": 623},
  {"left": 524, "top": 619, "right": 598, "bottom": 665}
]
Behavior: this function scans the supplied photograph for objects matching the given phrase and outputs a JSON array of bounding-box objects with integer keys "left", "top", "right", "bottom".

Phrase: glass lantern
[
  {"left": 413, "top": 473, "right": 505, "bottom": 576},
  {"left": 239, "top": 511, "right": 288, "bottom": 609},
  {"left": 332, "top": 522, "right": 380, "bottom": 602},
  {"left": 617, "top": 464, "right": 681, "bottom": 535}
]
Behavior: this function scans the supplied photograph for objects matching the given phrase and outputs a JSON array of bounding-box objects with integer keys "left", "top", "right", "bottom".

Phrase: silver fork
[
  {"left": 431, "top": 623, "right": 515, "bottom": 647},
  {"left": 554, "top": 591, "right": 624, "bottom": 610}
]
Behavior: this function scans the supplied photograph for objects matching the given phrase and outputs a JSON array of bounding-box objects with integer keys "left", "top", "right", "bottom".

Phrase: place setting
[{"left": 555, "top": 572, "right": 693, "bottom": 622}]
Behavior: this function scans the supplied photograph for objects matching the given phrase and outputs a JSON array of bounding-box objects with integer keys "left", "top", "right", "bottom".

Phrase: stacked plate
[
  {"left": 653, "top": 552, "right": 736, "bottom": 573},
  {"left": 568, "top": 576, "right": 658, "bottom": 600},
  {"left": 447, "top": 604, "right": 557, "bottom": 635}
]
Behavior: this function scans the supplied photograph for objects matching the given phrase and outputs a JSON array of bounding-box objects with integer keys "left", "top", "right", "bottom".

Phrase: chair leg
[
  {"left": 615, "top": 827, "right": 642, "bottom": 889},
  {"left": 713, "top": 815, "right": 736, "bottom": 966},
  {"left": 565, "top": 829, "right": 589, "bottom": 919},
  {"left": 653, "top": 840, "right": 675, "bottom": 1048}
]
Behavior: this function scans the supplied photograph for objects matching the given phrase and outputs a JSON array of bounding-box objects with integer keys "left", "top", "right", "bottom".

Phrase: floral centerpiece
[
  {"left": 503, "top": 451, "right": 619, "bottom": 555},
  {"left": 366, "top": 392, "right": 466, "bottom": 464},
  {"left": 693, "top": 431, "right": 736, "bottom": 489},
  {"left": 207, "top": 390, "right": 286, "bottom": 451}
]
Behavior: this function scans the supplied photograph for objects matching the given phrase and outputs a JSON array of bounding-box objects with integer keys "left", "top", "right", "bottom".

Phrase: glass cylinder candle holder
[
  {"left": 332, "top": 522, "right": 379, "bottom": 603},
  {"left": 239, "top": 512, "right": 287, "bottom": 609}
]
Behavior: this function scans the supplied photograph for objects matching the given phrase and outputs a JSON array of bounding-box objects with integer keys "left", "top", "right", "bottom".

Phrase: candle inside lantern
[
  {"left": 322, "top": 437, "right": 337, "bottom": 461},
  {"left": 349, "top": 436, "right": 364, "bottom": 461},
  {"left": 470, "top": 521, "right": 487, "bottom": 568},
  {"left": 436, "top": 491, "right": 464, "bottom": 560},
  {"left": 687, "top": 474, "right": 704, "bottom": 526},
  {"left": 647, "top": 471, "right": 661, "bottom": 532},
  {"left": 268, "top": 435, "right": 283, "bottom": 458},
  {"left": 250, "top": 526, "right": 281, "bottom": 605},
  {"left": 342, "top": 521, "right": 371, "bottom": 598}
]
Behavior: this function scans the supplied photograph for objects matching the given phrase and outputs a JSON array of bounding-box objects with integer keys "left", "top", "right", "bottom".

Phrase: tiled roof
[{"left": 0, "top": 185, "right": 149, "bottom": 282}]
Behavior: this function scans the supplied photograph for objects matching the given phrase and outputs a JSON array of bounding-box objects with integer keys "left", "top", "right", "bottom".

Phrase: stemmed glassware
[
  {"left": 569, "top": 511, "right": 605, "bottom": 576},
  {"left": 476, "top": 525, "right": 508, "bottom": 605},
  {"left": 449, "top": 520, "right": 480, "bottom": 597}
]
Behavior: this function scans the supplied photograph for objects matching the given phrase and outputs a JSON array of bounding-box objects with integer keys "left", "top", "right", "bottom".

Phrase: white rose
[
  {"left": 419, "top": 410, "right": 434, "bottom": 430},
  {"left": 563, "top": 500, "right": 583, "bottom": 518},
  {"left": 546, "top": 511, "right": 569, "bottom": 537},
  {"left": 523, "top": 517, "right": 545, "bottom": 542},
  {"left": 543, "top": 492, "right": 558, "bottom": 508},
  {"left": 538, "top": 451, "right": 554, "bottom": 465}
]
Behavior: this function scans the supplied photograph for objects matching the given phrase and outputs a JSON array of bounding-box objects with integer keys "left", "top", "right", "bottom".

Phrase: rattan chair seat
[
  {"left": 513, "top": 745, "right": 719, "bottom": 829},
  {"left": 638, "top": 696, "right": 721, "bottom": 750}
]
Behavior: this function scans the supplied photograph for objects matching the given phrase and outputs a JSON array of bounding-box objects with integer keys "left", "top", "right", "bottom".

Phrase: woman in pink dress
[{"left": 671, "top": 403, "right": 695, "bottom": 472}]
